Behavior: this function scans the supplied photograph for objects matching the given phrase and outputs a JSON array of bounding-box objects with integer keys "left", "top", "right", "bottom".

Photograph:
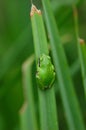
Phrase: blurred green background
[{"left": 0, "top": 0, "right": 86, "bottom": 130}]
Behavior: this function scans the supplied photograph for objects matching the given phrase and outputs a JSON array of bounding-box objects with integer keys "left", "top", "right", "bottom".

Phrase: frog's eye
[
  {"left": 38, "top": 58, "right": 40, "bottom": 67},
  {"left": 36, "top": 54, "right": 55, "bottom": 90}
]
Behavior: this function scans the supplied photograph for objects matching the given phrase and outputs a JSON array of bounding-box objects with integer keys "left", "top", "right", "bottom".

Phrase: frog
[{"left": 36, "top": 54, "right": 55, "bottom": 90}]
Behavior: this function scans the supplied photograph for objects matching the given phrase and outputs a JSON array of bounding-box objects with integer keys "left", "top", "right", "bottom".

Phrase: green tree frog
[{"left": 36, "top": 54, "right": 55, "bottom": 90}]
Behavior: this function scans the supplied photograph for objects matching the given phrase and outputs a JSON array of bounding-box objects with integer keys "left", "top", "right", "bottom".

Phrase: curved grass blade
[
  {"left": 20, "top": 103, "right": 36, "bottom": 130},
  {"left": 22, "top": 55, "right": 39, "bottom": 130}
]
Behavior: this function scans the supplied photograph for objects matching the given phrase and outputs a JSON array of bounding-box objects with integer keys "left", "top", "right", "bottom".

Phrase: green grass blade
[
  {"left": 42, "top": 0, "right": 85, "bottom": 129},
  {"left": 19, "top": 103, "right": 29, "bottom": 130},
  {"left": 30, "top": 5, "right": 59, "bottom": 130},
  {"left": 30, "top": 6, "right": 48, "bottom": 58},
  {"left": 73, "top": 6, "right": 86, "bottom": 96},
  {"left": 77, "top": 39, "right": 86, "bottom": 96},
  {"left": 22, "top": 55, "right": 39, "bottom": 130},
  {"left": 20, "top": 103, "right": 35, "bottom": 130},
  {"left": 70, "top": 59, "right": 80, "bottom": 76},
  {"left": 79, "top": 42, "right": 86, "bottom": 95}
]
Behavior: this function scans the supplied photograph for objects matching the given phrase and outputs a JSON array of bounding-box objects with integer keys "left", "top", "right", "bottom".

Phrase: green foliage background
[{"left": 0, "top": 0, "right": 86, "bottom": 130}]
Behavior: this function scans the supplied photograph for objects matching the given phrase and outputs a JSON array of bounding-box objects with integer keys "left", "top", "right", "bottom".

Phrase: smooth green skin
[{"left": 36, "top": 54, "right": 55, "bottom": 90}]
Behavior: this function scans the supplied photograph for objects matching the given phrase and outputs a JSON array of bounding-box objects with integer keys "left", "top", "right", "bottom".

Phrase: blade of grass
[
  {"left": 30, "top": 4, "right": 59, "bottom": 130},
  {"left": 22, "top": 55, "right": 39, "bottom": 130},
  {"left": 79, "top": 42, "right": 86, "bottom": 95},
  {"left": 20, "top": 103, "right": 35, "bottom": 130},
  {"left": 70, "top": 59, "right": 80, "bottom": 76},
  {"left": 42, "top": 0, "right": 85, "bottom": 129},
  {"left": 73, "top": 6, "right": 86, "bottom": 96},
  {"left": 55, "top": 59, "right": 80, "bottom": 94}
]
